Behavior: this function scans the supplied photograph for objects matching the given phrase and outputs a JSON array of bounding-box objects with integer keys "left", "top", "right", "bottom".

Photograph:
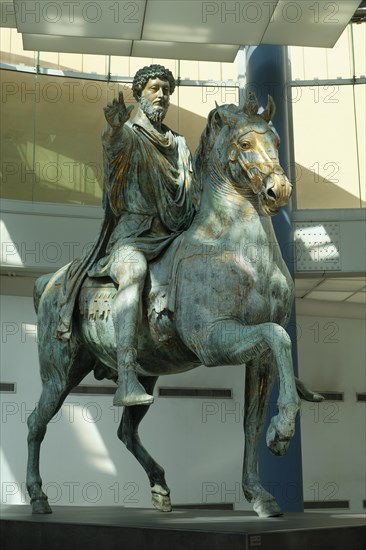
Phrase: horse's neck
[
  {"left": 189, "top": 165, "right": 285, "bottom": 270},
  {"left": 192, "top": 168, "right": 271, "bottom": 244}
]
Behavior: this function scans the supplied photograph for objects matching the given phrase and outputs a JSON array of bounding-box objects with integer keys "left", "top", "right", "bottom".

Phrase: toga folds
[{"left": 56, "top": 120, "right": 198, "bottom": 340}]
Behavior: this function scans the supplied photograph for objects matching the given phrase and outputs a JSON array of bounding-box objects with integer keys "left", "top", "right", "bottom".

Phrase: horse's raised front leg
[
  {"left": 118, "top": 376, "right": 172, "bottom": 512},
  {"left": 242, "top": 356, "right": 282, "bottom": 518},
  {"left": 208, "top": 320, "right": 300, "bottom": 456}
]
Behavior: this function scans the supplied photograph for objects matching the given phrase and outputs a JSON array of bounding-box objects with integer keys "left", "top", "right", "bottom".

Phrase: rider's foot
[{"left": 113, "top": 363, "right": 154, "bottom": 407}]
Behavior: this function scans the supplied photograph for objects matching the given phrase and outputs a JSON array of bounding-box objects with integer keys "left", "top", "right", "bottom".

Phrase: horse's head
[{"left": 194, "top": 93, "right": 293, "bottom": 216}]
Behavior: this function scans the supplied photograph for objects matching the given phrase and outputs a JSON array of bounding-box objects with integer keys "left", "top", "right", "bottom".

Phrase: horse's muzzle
[{"left": 260, "top": 172, "right": 293, "bottom": 214}]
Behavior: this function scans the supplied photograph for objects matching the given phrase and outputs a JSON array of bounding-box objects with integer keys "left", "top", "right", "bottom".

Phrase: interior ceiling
[
  {"left": 295, "top": 276, "right": 366, "bottom": 305},
  {"left": 0, "top": 0, "right": 362, "bottom": 62}
]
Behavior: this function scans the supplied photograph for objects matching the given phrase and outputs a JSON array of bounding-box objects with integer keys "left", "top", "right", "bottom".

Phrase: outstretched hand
[{"left": 104, "top": 91, "right": 134, "bottom": 128}]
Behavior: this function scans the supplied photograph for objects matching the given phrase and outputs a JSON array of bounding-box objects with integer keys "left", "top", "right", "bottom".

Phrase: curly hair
[{"left": 132, "top": 64, "right": 176, "bottom": 101}]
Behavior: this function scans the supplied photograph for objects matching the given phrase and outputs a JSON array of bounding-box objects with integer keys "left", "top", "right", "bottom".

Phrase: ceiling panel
[
  {"left": 21, "top": 35, "right": 239, "bottom": 62},
  {"left": 23, "top": 34, "right": 133, "bottom": 56},
  {"left": 306, "top": 290, "right": 355, "bottom": 302},
  {"left": 295, "top": 281, "right": 321, "bottom": 298},
  {"left": 263, "top": 0, "right": 362, "bottom": 47},
  {"left": 2, "top": 1, "right": 360, "bottom": 60},
  {"left": 131, "top": 41, "right": 239, "bottom": 62},
  {"left": 141, "top": 0, "right": 271, "bottom": 45},
  {"left": 0, "top": 0, "right": 16, "bottom": 27},
  {"left": 295, "top": 278, "right": 323, "bottom": 291},
  {"left": 346, "top": 292, "right": 366, "bottom": 304},
  {"left": 13, "top": 0, "right": 145, "bottom": 39},
  {"left": 295, "top": 276, "right": 366, "bottom": 304},
  {"left": 317, "top": 278, "right": 366, "bottom": 292}
]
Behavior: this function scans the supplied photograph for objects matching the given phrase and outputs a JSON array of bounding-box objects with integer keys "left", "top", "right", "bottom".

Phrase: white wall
[
  {"left": 297, "top": 312, "right": 366, "bottom": 513},
  {"left": 1, "top": 200, "right": 102, "bottom": 274}
]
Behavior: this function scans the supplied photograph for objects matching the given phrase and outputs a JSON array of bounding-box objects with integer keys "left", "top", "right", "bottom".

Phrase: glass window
[
  {"left": 292, "top": 85, "right": 362, "bottom": 209},
  {"left": 173, "top": 85, "right": 239, "bottom": 155},
  {"left": 0, "top": 42, "right": 237, "bottom": 207},
  {"left": 110, "top": 56, "right": 178, "bottom": 80},
  {"left": 31, "top": 75, "right": 120, "bottom": 205},
  {"left": 0, "top": 28, "right": 36, "bottom": 67},
  {"left": 1, "top": 65, "right": 239, "bottom": 205},
  {"left": 179, "top": 60, "right": 200, "bottom": 80},
  {"left": 1, "top": 70, "right": 36, "bottom": 201},
  {"left": 38, "top": 52, "right": 109, "bottom": 75},
  {"left": 290, "top": 23, "right": 366, "bottom": 82},
  {"left": 81, "top": 55, "right": 108, "bottom": 76},
  {"left": 0, "top": 71, "right": 122, "bottom": 205},
  {"left": 290, "top": 25, "right": 353, "bottom": 81},
  {"left": 127, "top": 57, "right": 154, "bottom": 78},
  {"left": 354, "top": 85, "right": 365, "bottom": 205},
  {"left": 57, "top": 52, "right": 84, "bottom": 73},
  {"left": 38, "top": 51, "right": 60, "bottom": 70},
  {"left": 109, "top": 55, "right": 131, "bottom": 78},
  {"left": 352, "top": 23, "right": 366, "bottom": 78}
]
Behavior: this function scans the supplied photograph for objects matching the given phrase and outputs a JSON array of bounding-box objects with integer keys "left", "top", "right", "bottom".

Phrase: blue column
[{"left": 245, "top": 45, "right": 304, "bottom": 513}]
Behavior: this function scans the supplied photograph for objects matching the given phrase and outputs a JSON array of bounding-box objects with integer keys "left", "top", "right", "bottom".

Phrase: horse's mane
[
  {"left": 193, "top": 104, "right": 242, "bottom": 200},
  {"left": 192, "top": 95, "right": 275, "bottom": 209}
]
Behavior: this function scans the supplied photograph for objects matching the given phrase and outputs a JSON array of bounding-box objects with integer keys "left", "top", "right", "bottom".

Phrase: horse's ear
[
  {"left": 209, "top": 106, "right": 225, "bottom": 129},
  {"left": 260, "top": 95, "right": 276, "bottom": 122},
  {"left": 209, "top": 104, "right": 235, "bottom": 131},
  {"left": 243, "top": 91, "right": 259, "bottom": 116}
]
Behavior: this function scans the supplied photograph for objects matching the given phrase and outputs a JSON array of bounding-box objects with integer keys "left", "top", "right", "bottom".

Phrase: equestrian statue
[{"left": 26, "top": 64, "right": 323, "bottom": 519}]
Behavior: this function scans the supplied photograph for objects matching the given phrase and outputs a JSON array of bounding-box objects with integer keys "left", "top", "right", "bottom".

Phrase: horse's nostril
[{"left": 267, "top": 189, "right": 276, "bottom": 199}]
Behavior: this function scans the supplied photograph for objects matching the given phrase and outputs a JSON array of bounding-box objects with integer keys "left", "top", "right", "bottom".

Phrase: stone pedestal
[{"left": 1, "top": 505, "right": 365, "bottom": 550}]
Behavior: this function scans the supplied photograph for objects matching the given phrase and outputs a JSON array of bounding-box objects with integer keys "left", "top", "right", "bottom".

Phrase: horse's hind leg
[
  {"left": 27, "top": 343, "right": 97, "bottom": 515},
  {"left": 242, "top": 357, "right": 282, "bottom": 518},
  {"left": 26, "top": 372, "right": 76, "bottom": 514},
  {"left": 117, "top": 376, "right": 172, "bottom": 512}
]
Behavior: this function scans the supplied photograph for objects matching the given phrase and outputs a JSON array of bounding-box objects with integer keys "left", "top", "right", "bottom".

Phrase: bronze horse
[{"left": 26, "top": 95, "right": 322, "bottom": 518}]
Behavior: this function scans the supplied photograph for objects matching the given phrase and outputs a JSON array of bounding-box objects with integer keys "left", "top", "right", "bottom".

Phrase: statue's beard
[{"left": 140, "top": 97, "right": 168, "bottom": 123}]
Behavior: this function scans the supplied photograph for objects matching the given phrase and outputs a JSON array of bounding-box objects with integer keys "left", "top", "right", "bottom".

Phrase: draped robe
[{"left": 56, "top": 119, "right": 197, "bottom": 340}]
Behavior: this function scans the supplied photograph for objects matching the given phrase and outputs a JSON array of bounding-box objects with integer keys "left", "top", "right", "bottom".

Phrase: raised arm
[
  {"left": 102, "top": 91, "right": 135, "bottom": 154},
  {"left": 101, "top": 91, "right": 135, "bottom": 213},
  {"left": 104, "top": 91, "right": 134, "bottom": 130}
]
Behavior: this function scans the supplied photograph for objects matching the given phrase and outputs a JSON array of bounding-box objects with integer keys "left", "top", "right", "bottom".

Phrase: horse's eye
[{"left": 240, "top": 141, "right": 251, "bottom": 150}]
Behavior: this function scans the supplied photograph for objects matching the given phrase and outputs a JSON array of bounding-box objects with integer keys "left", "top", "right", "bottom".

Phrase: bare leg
[
  {"left": 110, "top": 248, "right": 154, "bottom": 407},
  {"left": 242, "top": 357, "right": 282, "bottom": 517},
  {"left": 118, "top": 376, "right": 171, "bottom": 512}
]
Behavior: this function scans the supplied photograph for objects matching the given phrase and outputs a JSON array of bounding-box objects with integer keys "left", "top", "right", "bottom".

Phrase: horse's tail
[{"left": 33, "top": 273, "right": 53, "bottom": 314}]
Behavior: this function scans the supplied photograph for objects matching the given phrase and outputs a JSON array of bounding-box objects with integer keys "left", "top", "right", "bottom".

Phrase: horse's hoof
[
  {"left": 152, "top": 492, "right": 172, "bottom": 512},
  {"left": 253, "top": 498, "right": 283, "bottom": 518},
  {"left": 151, "top": 484, "right": 172, "bottom": 512},
  {"left": 31, "top": 498, "right": 52, "bottom": 514},
  {"left": 266, "top": 419, "right": 291, "bottom": 456}
]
